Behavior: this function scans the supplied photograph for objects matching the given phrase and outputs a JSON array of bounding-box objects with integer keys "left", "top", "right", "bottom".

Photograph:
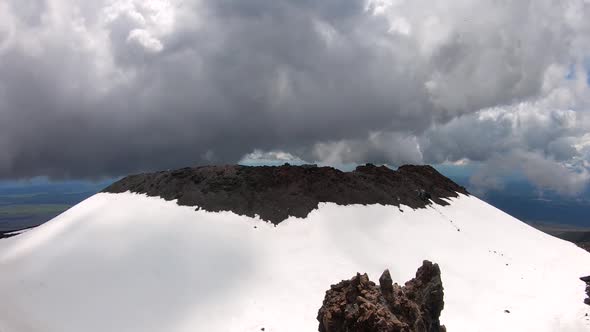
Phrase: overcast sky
[{"left": 1, "top": 0, "right": 589, "bottom": 195}]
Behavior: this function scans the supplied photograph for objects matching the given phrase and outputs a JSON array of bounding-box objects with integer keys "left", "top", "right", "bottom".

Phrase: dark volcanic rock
[
  {"left": 0, "top": 231, "right": 18, "bottom": 239},
  {"left": 0, "top": 227, "right": 32, "bottom": 240},
  {"left": 317, "top": 261, "right": 446, "bottom": 332},
  {"left": 581, "top": 276, "right": 590, "bottom": 306},
  {"left": 103, "top": 164, "right": 468, "bottom": 224}
]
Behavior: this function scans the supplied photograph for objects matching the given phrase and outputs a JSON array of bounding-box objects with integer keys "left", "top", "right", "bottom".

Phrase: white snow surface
[{"left": 0, "top": 192, "right": 589, "bottom": 332}]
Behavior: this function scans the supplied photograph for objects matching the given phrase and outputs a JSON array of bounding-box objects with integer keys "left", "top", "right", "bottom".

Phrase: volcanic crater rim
[{"left": 102, "top": 164, "right": 468, "bottom": 224}]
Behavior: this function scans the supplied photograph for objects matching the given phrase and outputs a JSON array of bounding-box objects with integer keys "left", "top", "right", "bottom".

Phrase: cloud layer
[{"left": 1, "top": 0, "right": 589, "bottom": 193}]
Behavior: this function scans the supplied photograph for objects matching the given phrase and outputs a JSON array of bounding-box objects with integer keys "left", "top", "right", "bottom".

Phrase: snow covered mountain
[{"left": 0, "top": 164, "right": 589, "bottom": 332}]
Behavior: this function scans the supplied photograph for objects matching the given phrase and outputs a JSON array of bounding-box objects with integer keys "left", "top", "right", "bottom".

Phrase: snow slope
[{"left": 0, "top": 192, "right": 589, "bottom": 332}]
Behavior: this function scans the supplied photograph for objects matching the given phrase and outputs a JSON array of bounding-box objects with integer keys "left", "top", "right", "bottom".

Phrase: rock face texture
[
  {"left": 317, "top": 261, "right": 446, "bottom": 332},
  {"left": 581, "top": 276, "right": 590, "bottom": 306},
  {"left": 0, "top": 231, "right": 17, "bottom": 239},
  {"left": 103, "top": 164, "right": 468, "bottom": 224}
]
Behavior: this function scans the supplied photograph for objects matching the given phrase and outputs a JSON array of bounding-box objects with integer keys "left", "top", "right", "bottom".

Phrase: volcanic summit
[
  {"left": 103, "top": 164, "right": 467, "bottom": 223},
  {"left": 0, "top": 164, "right": 588, "bottom": 332}
]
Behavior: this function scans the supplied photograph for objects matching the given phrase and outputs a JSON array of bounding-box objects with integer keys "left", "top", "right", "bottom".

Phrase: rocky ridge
[
  {"left": 0, "top": 231, "right": 18, "bottom": 239},
  {"left": 103, "top": 164, "right": 468, "bottom": 224},
  {"left": 317, "top": 261, "right": 445, "bottom": 332},
  {"left": 582, "top": 276, "right": 590, "bottom": 306}
]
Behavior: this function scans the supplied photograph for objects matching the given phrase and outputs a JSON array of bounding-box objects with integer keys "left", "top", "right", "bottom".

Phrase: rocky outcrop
[
  {"left": 0, "top": 228, "right": 29, "bottom": 240},
  {"left": 581, "top": 276, "right": 590, "bottom": 306},
  {"left": 317, "top": 261, "right": 446, "bottom": 332},
  {"left": 103, "top": 164, "right": 468, "bottom": 224},
  {"left": 0, "top": 231, "right": 17, "bottom": 239}
]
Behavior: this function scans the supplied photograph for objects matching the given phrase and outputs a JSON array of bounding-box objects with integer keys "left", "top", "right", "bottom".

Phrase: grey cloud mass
[{"left": 1, "top": 0, "right": 590, "bottom": 194}]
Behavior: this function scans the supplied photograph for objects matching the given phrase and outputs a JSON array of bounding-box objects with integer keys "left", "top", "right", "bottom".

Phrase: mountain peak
[{"left": 103, "top": 164, "right": 468, "bottom": 224}]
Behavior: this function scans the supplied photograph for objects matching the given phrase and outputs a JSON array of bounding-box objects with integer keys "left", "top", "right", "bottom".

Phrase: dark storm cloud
[{"left": 0, "top": 0, "right": 589, "bottom": 194}]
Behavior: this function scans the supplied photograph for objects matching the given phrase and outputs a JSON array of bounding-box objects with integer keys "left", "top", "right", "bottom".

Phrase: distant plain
[{"left": 0, "top": 180, "right": 113, "bottom": 232}]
